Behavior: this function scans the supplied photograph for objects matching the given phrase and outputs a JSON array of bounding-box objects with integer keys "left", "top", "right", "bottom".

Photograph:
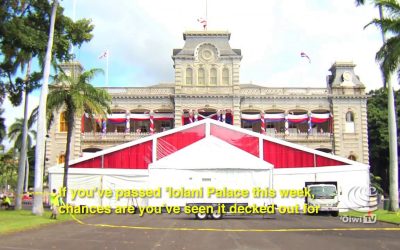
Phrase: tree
[
  {"left": 0, "top": 0, "right": 94, "bottom": 74},
  {"left": 0, "top": 0, "right": 94, "bottom": 106},
  {"left": 47, "top": 67, "right": 111, "bottom": 203},
  {"left": 356, "top": 0, "right": 399, "bottom": 211},
  {"left": 0, "top": 0, "right": 94, "bottom": 213},
  {"left": 27, "top": 145, "right": 36, "bottom": 191},
  {"left": 0, "top": 150, "right": 18, "bottom": 192},
  {"left": 367, "top": 0, "right": 400, "bottom": 212},
  {"left": 367, "top": 88, "right": 400, "bottom": 193},
  {"left": 8, "top": 115, "right": 37, "bottom": 153},
  {"left": 0, "top": 109, "right": 5, "bottom": 144},
  {"left": 7, "top": 107, "right": 37, "bottom": 194},
  {"left": 32, "top": 0, "right": 57, "bottom": 216}
]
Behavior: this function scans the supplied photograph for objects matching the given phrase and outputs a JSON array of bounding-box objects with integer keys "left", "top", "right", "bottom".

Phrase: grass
[
  {"left": 340, "top": 209, "right": 400, "bottom": 224},
  {"left": 0, "top": 209, "right": 88, "bottom": 235}
]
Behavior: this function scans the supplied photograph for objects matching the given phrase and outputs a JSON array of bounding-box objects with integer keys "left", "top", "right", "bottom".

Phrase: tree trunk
[
  {"left": 378, "top": 5, "right": 387, "bottom": 89},
  {"left": 387, "top": 77, "right": 399, "bottom": 211},
  {"left": 33, "top": 0, "right": 58, "bottom": 216},
  {"left": 62, "top": 107, "right": 74, "bottom": 204},
  {"left": 15, "top": 59, "right": 31, "bottom": 210},
  {"left": 377, "top": 4, "right": 399, "bottom": 212},
  {"left": 24, "top": 157, "right": 29, "bottom": 193}
]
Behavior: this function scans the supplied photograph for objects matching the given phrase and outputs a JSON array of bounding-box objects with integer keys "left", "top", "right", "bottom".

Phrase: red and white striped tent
[{"left": 48, "top": 119, "right": 370, "bottom": 210}]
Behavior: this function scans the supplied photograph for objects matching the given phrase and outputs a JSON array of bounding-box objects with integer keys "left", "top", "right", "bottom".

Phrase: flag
[
  {"left": 197, "top": 18, "right": 207, "bottom": 30},
  {"left": 99, "top": 50, "right": 108, "bottom": 59},
  {"left": 300, "top": 52, "right": 311, "bottom": 63}
]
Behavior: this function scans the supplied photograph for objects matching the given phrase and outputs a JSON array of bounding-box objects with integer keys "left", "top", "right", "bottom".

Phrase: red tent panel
[
  {"left": 316, "top": 155, "right": 347, "bottom": 167},
  {"left": 263, "top": 140, "right": 314, "bottom": 168},
  {"left": 71, "top": 156, "right": 102, "bottom": 168},
  {"left": 103, "top": 140, "right": 152, "bottom": 169},
  {"left": 71, "top": 120, "right": 349, "bottom": 170},
  {"left": 263, "top": 140, "right": 348, "bottom": 168},
  {"left": 157, "top": 124, "right": 206, "bottom": 160},
  {"left": 210, "top": 124, "right": 259, "bottom": 157}
]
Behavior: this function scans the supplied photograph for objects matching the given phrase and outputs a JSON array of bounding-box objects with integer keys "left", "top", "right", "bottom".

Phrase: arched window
[
  {"left": 346, "top": 111, "right": 354, "bottom": 122},
  {"left": 222, "top": 68, "right": 229, "bottom": 85},
  {"left": 348, "top": 155, "right": 357, "bottom": 161},
  {"left": 198, "top": 68, "right": 205, "bottom": 85},
  {"left": 186, "top": 68, "right": 193, "bottom": 85},
  {"left": 345, "top": 111, "right": 355, "bottom": 133},
  {"left": 58, "top": 154, "right": 65, "bottom": 164},
  {"left": 59, "top": 111, "right": 68, "bottom": 132},
  {"left": 210, "top": 68, "right": 217, "bottom": 85}
]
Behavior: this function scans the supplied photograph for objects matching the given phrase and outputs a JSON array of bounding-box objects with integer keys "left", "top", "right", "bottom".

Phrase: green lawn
[
  {"left": 340, "top": 209, "right": 400, "bottom": 224},
  {"left": 0, "top": 209, "right": 86, "bottom": 234}
]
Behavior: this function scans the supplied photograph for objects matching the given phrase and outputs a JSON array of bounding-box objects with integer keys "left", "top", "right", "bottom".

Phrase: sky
[{"left": 2, "top": 0, "right": 391, "bottom": 149}]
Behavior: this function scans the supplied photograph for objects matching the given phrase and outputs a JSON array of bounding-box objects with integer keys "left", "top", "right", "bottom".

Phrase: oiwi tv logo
[
  {"left": 340, "top": 213, "right": 377, "bottom": 224},
  {"left": 345, "top": 186, "right": 379, "bottom": 212}
]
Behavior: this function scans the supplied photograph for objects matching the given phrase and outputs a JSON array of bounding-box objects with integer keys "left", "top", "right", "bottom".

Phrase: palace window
[
  {"left": 210, "top": 68, "right": 217, "bottom": 85},
  {"left": 134, "top": 120, "right": 150, "bottom": 133},
  {"left": 58, "top": 154, "right": 65, "bottom": 164},
  {"left": 198, "top": 68, "right": 205, "bottom": 85},
  {"left": 186, "top": 68, "right": 193, "bottom": 85},
  {"left": 348, "top": 154, "right": 357, "bottom": 161},
  {"left": 222, "top": 68, "right": 229, "bottom": 85},
  {"left": 59, "top": 111, "right": 68, "bottom": 132},
  {"left": 346, "top": 111, "right": 354, "bottom": 122},
  {"left": 345, "top": 111, "right": 355, "bottom": 133}
]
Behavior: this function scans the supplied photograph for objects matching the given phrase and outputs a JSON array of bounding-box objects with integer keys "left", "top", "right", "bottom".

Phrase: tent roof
[
  {"left": 149, "top": 136, "right": 273, "bottom": 170},
  {"left": 64, "top": 119, "right": 367, "bottom": 170}
]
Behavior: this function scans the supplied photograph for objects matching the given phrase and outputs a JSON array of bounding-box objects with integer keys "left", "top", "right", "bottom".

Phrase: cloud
[{"left": 61, "top": 0, "right": 386, "bottom": 90}]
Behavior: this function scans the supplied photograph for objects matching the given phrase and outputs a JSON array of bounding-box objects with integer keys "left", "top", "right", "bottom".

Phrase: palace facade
[{"left": 46, "top": 31, "right": 369, "bottom": 170}]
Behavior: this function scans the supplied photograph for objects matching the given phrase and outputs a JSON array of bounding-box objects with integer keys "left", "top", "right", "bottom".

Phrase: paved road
[{"left": 1, "top": 213, "right": 399, "bottom": 250}]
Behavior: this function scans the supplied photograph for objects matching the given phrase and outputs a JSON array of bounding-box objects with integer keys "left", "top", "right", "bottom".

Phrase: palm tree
[
  {"left": 8, "top": 115, "right": 37, "bottom": 153},
  {"left": 355, "top": 0, "right": 399, "bottom": 212},
  {"left": 33, "top": 0, "right": 58, "bottom": 216},
  {"left": 8, "top": 107, "right": 37, "bottom": 202},
  {"left": 365, "top": 0, "right": 400, "bottom": 212},
  {"left": 47, "top": 67, "right": 111, "bottom": 203},
  {"left": 0, "top": 109, "right": 6, "bottom": 144},
  {"left": 0, "top": 150, "right": 18, "bottom": 191},
  {"left": 369, "top": 1, "right": 400, "bottom": 76}
]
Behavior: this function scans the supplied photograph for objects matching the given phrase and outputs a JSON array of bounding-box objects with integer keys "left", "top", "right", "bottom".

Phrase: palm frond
[
  {"left": 30, "top": 129, "right": 37, "bottom": 140},
  {"left": 376, "top": 36, "right": 400, "bottom": 78},
  {"left": 355, "top": 0, "right": 366, "bottom": 6},
  {"left": 28, "top": 106, "right": 38, "bottom": 129},
  {"left": 365, "top": 17, "right": 400, "bottom": 34},
  {"left": 7, "top": 118, "right": 23, "bottom": 141},
  {"left": 47, "top": 66, "right": 111, "bottom": 131},
  {"left": 375, "top": 0, "right": 400, "bottom": 17}
]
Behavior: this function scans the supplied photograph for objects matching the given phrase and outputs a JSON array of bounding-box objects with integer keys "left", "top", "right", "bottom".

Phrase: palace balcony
[
  {"left": 81, "top": 130, "right": 332, "bottom": 144},
  {"left": 82, "top": 132, "right": 151, "bottom": 143}
]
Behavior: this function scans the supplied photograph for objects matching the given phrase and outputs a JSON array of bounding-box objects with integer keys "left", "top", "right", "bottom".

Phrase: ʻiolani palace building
[{"left": 46, "top": 31, "right": 368, "bottom": 171}]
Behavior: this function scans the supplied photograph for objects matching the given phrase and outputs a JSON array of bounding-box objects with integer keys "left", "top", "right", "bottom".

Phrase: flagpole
[
  {"left": 205, "top": 0, "right": 208, "bottom": 30},
  {"left": 106, "top": 49, "right": 109, "bottom": 87},
  {"left": 70, "top": 0, "right": 77, "bottom": 57}
]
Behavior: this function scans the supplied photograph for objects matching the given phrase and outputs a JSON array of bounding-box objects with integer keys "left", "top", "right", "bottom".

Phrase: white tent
[
  {"left": 48, "top": 119, "right": 372, "bottom": 212},
  {"left": 273, "top": 165, "right": 370, "bottom": 211},
  {"left": 148, "top": 136, "right": 273, "bottom": 207},
  {"left": 48, "top": 167, "right": 149, "bottom": 208}
]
